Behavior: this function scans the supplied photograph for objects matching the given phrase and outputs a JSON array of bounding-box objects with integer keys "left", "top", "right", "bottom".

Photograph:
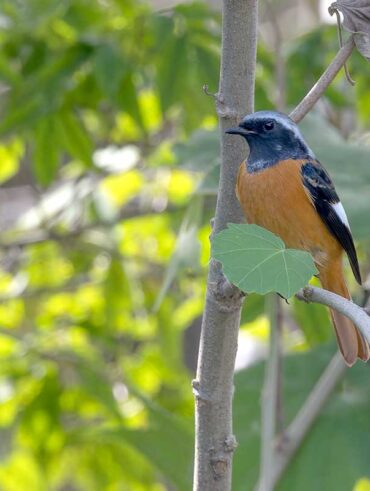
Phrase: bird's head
[{"left": 226, "top": 111, "right": 315, "bottom": 172}]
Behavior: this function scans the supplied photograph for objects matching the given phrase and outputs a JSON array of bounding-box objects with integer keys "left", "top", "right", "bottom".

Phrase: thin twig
[
  {"left": 0, "top": 202, "right": 188, "bottom": 252},
  {"left": 203, "top": 84, "right": 218, "bottom": 99},
  {"left": 296, "top": 285, "right": 370, "bottom": 344},
  {"left": 289, "top": 36, "right": 355, "bottom": 123},
  {"left": 0, "top": 276, "right": 98, "bottom": 302}
]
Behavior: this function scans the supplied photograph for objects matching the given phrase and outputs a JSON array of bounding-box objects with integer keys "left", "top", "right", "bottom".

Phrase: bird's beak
[{"left": 225, "top": 126, "right": 255, "bottom": 136}]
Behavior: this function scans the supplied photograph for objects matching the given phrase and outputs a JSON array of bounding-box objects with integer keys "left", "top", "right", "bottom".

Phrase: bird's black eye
[{"left": 263, "top": 121, "right": 274, "bottom": 131}]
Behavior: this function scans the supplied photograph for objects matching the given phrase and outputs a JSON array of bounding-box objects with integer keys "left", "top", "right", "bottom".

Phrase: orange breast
[{"left": 236, "top": 159, "right": 342, "bottom": 266}]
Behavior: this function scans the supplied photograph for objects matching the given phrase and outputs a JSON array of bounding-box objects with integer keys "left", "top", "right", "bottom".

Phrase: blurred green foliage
[{"left": 0, "top": 0, "right": 369, "bottom": 490}]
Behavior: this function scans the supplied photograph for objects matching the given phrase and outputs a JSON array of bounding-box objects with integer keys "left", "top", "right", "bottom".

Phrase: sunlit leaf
[
  {"left": 0, "top": 139, "right": 23, "bottom": 184},
  {"left": 354, "top": 478, "right": 370, "bottom": 491},
  {"left": 72, "top": 352, "right": 122, "bottom": 419},
  {"left": 101, "top": 170, "right": 143, "bottom": 207}
]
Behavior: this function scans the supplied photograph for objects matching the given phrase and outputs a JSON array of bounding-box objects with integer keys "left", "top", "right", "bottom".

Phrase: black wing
[{"left": 301, "top": 160, "right": 361, "bottom": 284}]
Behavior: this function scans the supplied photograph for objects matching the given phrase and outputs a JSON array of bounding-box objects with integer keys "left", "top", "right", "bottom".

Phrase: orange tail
[{"left": 319, "top": 262, "right": 369, "bottom": 366}]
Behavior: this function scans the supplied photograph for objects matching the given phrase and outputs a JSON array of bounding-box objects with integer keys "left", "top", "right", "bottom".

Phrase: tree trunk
[{"left": 193, "top": 1, "right": 258, "bottom": 490}]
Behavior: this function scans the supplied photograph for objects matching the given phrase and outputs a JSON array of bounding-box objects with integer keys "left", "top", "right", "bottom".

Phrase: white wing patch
[{"left": 332, "top": 202, "right": 350, "bottom": 229}]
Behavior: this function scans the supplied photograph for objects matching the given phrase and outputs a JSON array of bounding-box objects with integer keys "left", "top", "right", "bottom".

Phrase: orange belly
[{"left": 236, "top": 159, "right": 342, "bottom": 266}]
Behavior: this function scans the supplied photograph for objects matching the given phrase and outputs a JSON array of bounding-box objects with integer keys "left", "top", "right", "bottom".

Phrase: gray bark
[{"left": 193, "top": 1, "right": 258, "bottom": 490}]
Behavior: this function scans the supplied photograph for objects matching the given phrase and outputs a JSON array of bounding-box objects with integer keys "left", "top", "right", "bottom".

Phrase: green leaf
[
  {"left": 55, "top": 110, "right": 93, "bottom": 166},
  {"left": 0, "top": 44, "right": 94, "bottom": 137},
  {"left": 73, "top": 352, "right": 122, "bottom": 419},
  {"left": 33, "top": 116, "right": 60, "bottom": 186},
  {"left": 212, "top": 224, "right": 317, "bottom": 298},
  {"left": 197, "top": 164, "right": 220, "bottom": 194},
  {"left": 42, "top": 350, "right": 122, "bottom": 419},
  {"left": 153, "top": 198, "right": 202, "bottom": 311},
  {"left": 117, "top": 72, "right": 143, "bottom": 128},
  {"left": 0, "top": 53, "right": 22, "bottom": 85},
  {"left": 80, "top": 400, "right": 193, "bottom": 491},
  {"left": 174, "top": 129, "right": 220, "bottom": 171},
  {"left": 174, "top": 129, "right": 220, "bottom": 193},
  {"left": 104, "top": 258, "right": 130, "bottom": 329},
  {"left": 157, "top": 36, "right": 188, "bottom": 112},
  {"left": 29, "top": 44, "right": 93, "bottom": 94},
  {"left": 94, "top": 44, "right": 126, "bottom": 99},
  {"left": 0, "top": 97, "right": 46, "bottom": 136}
]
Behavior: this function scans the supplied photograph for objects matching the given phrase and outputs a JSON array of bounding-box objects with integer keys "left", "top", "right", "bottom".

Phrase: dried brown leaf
[{"left": 330, "top": 1, "right": 370, "bottom": 60}]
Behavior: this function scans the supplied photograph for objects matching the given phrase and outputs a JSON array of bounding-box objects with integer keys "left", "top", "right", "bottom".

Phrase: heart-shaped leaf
[{"left": 212, "top": 224, "right": 317, "bottom": 298}]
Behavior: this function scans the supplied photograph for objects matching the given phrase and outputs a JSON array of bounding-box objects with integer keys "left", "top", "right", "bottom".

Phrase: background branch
[
  {"left": 265, "top": 0, "right": 286, "bottom": 111},
  {"left": 269, "top": 351, "right": 346, "bottom": 488},
  {"left": 0, "top": 200, "right": 189, "bottom": 252},
  {"left": 289, "top": 36, "right": 355, "bottom": 123},
  {"left": 257, "top": 294, "right": 281, "bottom": 491},
  {"left": 193, "top": 1, "right": 258, "bottom": 490}
]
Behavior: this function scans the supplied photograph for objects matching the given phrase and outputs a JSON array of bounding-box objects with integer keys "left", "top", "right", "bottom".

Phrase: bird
[{"left": 226, "top": 110, "right": 369, "bottom": 366}]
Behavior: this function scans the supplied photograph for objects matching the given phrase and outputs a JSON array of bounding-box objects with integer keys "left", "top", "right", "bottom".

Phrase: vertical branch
[
  {"left": 257, "top": 294, "right": 280, "bottom": 491},
  {"left": 275, "top": 299, "right": 284, "bottom": 435},
  {"left": 193, "top": 1, "right": 258, "bottom": 490},
  {"left": 266, "top": 0, "right": 286, "bottom": 111}
]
